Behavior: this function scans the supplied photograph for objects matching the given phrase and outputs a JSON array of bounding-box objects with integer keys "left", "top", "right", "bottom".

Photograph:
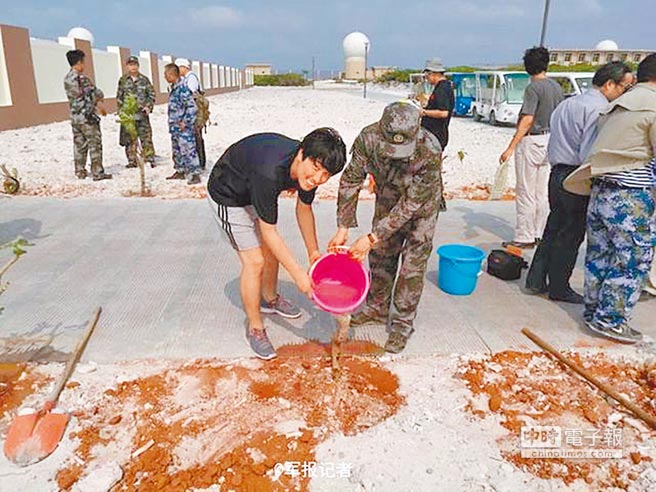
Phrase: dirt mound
[
  {"left": 47, "top": 348, "right": 402, "bottom": 491},
  {"left": 459, "top": 351, "right": 656, "bottom": 489}
]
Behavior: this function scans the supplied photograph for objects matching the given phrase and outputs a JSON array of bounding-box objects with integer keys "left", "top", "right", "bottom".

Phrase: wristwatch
[{"left": 367, "top": 233, "right": 378, "bottom": 246}]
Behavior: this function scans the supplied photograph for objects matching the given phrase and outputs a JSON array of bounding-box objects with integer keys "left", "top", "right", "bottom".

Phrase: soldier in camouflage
[
  {"left": 175, "top": 58, "right": 207, "bottom": 169},
  {"left": 63, "top": 49, "right": 112, "bottom": 181},
  {"left": 329, "top": 101, "right": 444, "bottom": 353},
  {"left": 117, "top": 56, "right": 156, "bottom": 168},
  {"left": 163, "top": 63, "right": 201, "bottom": 185}
]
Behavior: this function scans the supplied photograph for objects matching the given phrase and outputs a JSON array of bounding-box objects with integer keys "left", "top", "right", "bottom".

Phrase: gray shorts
[{"left": 207, "top": 196, "right": 262, "bottom": 251}]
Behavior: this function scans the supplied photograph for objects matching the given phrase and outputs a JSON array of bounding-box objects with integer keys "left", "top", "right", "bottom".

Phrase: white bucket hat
[
  {"left": 423, "top": 58, "right": 446, "bottom": 73},
  {"left": 175, "top": 58, "right": 191, "bottom": 68}
]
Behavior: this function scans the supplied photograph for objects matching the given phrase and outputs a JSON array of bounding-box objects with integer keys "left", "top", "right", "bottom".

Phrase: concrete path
[{"left": 0, "top": 196, "right": 653, "bottom": 363}]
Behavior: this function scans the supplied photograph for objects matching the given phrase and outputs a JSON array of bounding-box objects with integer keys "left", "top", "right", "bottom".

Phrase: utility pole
[
  {"left": 364, "top": 42, "right": 369, "bottom": 99},
  {"left": 312, "top": 56, "right": 315, "bottom": 89},
  {"left": 539, "top": 0, "right": 551, "bottom": 47}
]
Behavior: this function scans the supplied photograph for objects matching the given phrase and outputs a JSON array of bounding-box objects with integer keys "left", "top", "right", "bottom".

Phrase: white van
[
  {"left": 471, "top": 71, "right": 530, "bottom": 125},
  {"left": 547, "top": 72, "right": 594, "bottom": 97}
]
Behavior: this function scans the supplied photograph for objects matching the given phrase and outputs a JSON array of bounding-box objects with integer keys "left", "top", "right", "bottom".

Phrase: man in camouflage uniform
[
  {"left": 63, "top": 49, "right": 112, "bottom": 181},
  {"left": 329, "top": 101, "right": 443, "bottom": 353},
  {"left": 163, "top": 63, "right": 201, "bottom": 185},
  {"left": 567, "top": 54, "right": 656, "bottom": 344},
  {"left": 175, "top": 58, "right": 207, "bottom": 169},
  {"left": 117, "top": 56, "right": 156, "bottom": 168}
]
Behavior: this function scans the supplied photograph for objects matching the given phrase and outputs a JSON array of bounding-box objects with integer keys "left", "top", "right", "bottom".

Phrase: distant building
[
  {"left": 549, "top": 40, "right": 654, "bottom": 66},
  {"left": 246, "top": 64, "right": 273, "bottom": 76}
]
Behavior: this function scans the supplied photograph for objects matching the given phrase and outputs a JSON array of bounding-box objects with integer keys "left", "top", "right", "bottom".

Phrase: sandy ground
[
  {"left": 0, "top": 85, "right": 515, "bottom": 200},
  {"left": 2, "top": 346, "right": 656, "bottom": 492}
]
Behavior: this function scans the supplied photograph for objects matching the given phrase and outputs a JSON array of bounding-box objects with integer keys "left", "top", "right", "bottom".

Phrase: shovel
[{"left": 3, "top": 307, "right": 102, "bottom": 466}]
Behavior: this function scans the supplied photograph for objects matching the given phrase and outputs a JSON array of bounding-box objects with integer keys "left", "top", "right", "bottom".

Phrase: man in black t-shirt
[
  {"left": 207, "top": 128, "right": 347, "bottom": 360},
  {"left": 420, "top": 58, "right": 454, "bottom": 150}
]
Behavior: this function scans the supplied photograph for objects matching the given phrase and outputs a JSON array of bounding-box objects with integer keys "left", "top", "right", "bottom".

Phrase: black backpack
[{"left": 487, "top": 250, "right": 528, "bottom": 281}]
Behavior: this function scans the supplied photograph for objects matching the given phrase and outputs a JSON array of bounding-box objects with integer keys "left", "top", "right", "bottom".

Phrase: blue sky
[{"left": 1, "top": 0, "right": 654, "bottom": 72}]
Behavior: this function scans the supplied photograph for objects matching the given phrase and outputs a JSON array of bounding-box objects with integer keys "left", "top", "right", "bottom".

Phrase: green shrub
[
  {"left": 502, "top": 63, "right": 638, "bottom": 73},
  {"left": 254, "top": 74, "right": 309, "bottom": 86},
  {"left": 374, "top": 69, "right": 418, "bottom": 83},
  {"left": 445, "top": 66, "right": 478, "bottom": 73}
]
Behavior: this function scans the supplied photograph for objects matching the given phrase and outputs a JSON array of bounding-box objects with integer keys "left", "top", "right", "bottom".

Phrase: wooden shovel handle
[
  {"left": 521, "top": 328, "right": 656, "bottom": 429},
  {"left": 47, "top": 307, "right": 102, "bottom": 404}
]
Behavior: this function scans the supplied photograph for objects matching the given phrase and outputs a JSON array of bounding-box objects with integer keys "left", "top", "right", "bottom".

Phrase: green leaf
[{"left": 118, "top": 93, "right": 139, "bottom": 139}]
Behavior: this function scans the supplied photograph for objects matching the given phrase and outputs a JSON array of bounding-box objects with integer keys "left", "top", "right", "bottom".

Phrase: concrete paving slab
[{"left": 0, "top": 196, "right": 653, "bottom": 362}]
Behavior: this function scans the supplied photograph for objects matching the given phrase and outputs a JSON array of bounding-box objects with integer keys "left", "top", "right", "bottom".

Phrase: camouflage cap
[
  {"left": 377, "top": 101, "right": 422, "bottom": 159},
  {"left": 126, "top": 55, "right": 139, "bottom": 65}
]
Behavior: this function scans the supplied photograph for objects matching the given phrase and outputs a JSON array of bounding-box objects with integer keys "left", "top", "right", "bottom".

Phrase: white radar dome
[
  {"left": 343, "top": 32, "right": 370, "bottom": 58},
  {"left": 595, "top": 39, "right": 618, "bottom": 51},
  {"left": 67, "top": 27, "right": 94, "bottom": 46}
]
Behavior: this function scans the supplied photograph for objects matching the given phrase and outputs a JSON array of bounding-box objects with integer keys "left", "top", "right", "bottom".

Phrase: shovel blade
[{"left": 3, "top": 411, "right": 70, "bottom": 466}]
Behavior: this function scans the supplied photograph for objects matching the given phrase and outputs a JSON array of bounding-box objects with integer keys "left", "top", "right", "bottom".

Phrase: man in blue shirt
[
  {"left": 164, "top": 63, "right": 201, "bottom": 185},
  {"left": 525, "top": 62, "right": 633, "bottom": 303},
  {"left": 175, "top": 58, "right": 206, "bottom": 169}
]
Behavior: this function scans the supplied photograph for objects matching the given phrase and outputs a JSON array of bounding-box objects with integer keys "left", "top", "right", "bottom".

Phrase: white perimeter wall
[
  {"left": 29, "top": 38, "right": 71, "bottom": 104},
  {"left": 0, "top": 30, "right": 12, "bottom": 106},
  {"left": 192, "top": 61, "right": 201, "bottom": 73},
  {"left": 138, "top": 51, "right": 153, "bottom": 82},
  {"left": 20, "top": 35, "right": 245, "bottom": 105},
  {"left": 202, "top": 63, "right": 211, "bottom": 89},
  {"left": 158, "top": 56, "right": 172, "bottom": 94},
  {"left": 92, "top": 48, "right": 121, "bottom": 98},
  {"left": 211, "top": 64, "right": 218, "bottom": 89}
]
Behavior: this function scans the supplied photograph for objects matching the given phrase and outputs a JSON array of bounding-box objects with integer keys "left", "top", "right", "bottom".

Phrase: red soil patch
[
  {"left": 56, "top": 354, "right": 402, "bottom": 491},
  {"left": 445, "top": 184, "right": 516, "bottom": 201},
  {"left": 572, "top": 337, "right": 618, "bottom": 349},
  {"left": 0, "top": 363, "right": 49, "bottom": 418},
  {"left": 277, "top": 340, "right": 385, "bottom": 359},
  {"left": 459, "top": 351, "right": 656, "bottom": 488}
]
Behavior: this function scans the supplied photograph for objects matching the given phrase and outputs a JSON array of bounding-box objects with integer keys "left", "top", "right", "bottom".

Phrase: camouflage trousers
[
  {"left": 363, "top": 212, "right": 439, "bottom": 337},
  {"left": 122, "top": 118, "right": 155, "bottom": 165},
  {"left": 71, "top": 121, "right": 104, "bottom": 177},
  {"left": 584, "top": 181, "right": 655, "bottom": 328},
  {"left": 171, "top": 128, "right": 200, "bottom": 176}
]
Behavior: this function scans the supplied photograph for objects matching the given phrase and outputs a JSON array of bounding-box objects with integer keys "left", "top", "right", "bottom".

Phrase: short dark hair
[
  {"left": 592, "top": 61, "right": 632, "bottom": 87},
  {"left": 637, "top": 53, "right": 656, "bottom": 83},
  {"left": 164, "top": 63, "right": 180, "bottom": 77},
  {"left": 523, "top": 47, "right": 550, "bottom": 75},
  {"left": 301, "top": 128, "right": 347, "bottom": 175},
  {"left": 66, "top": 49, "right": 85, "bottom": 67}
]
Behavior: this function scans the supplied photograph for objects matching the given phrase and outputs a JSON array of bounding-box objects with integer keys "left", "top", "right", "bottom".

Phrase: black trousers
[
  {"left": 195, "top": 129, "right": 206, "bottom": 169},
  {"left": 525, "top": 164, "right": 589, "bottom": 296}
]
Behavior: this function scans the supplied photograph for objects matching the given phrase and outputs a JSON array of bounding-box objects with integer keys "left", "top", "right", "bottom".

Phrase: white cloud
[
  {"left": 188, "top": 6, "right": 244, "bottom": 28},
  {"left": 416, "top": 0, "right": 528, "bottom": 20},
  {"left": 558, "top": 0, "right": 604, "bottom": 16}
]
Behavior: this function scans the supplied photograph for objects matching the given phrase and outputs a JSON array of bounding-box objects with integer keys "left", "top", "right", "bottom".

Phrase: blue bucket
[{"left": 437, "top": 244, "right": 486, "bottom": 296}]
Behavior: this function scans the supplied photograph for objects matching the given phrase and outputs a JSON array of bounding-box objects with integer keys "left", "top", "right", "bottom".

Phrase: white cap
[{"left": 175, "top": 58, "right": 191, "bottom": 68}]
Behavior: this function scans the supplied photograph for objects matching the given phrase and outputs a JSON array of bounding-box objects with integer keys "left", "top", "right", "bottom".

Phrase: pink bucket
[{"left": 309, "top": 248, "right": 370, "bottom": 314}]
